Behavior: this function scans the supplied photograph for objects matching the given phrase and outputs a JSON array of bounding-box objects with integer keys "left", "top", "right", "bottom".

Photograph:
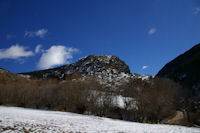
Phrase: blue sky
[{"left": 0, "top": 0, "right": 200, "bottom": 75}]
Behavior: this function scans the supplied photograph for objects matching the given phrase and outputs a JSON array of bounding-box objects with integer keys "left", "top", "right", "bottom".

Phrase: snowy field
[{"left": 0, "top": 106, "right": 200, "bottom": 133}]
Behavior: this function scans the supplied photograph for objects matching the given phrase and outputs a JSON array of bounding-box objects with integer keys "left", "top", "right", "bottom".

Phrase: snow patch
[{"left": 0, "top": 106, "right": 199, "bottom": 133}]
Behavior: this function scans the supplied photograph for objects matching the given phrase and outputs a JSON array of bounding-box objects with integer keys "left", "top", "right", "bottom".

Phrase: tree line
[{"left": 0, "top": 72, "right": 199, "bottom": 125}]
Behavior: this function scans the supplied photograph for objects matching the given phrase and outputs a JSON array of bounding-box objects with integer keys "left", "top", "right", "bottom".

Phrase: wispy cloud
[
  {"left": 194, "top": 8, "right": 200, "bottom": 14},
  {"left": 0, "top": 44, "right": 34, "bottom": 59},
  {"left": 142, "top": 65, "right": 148, "bottom": 70},
  {"left": 148, "top": 28, "right": 156, "bottom": 35},
  {"left": 6, "top": 34, "right": 16, "bottom": 40},
  {"left": 35, "top": 44, "right": 43, "bottom": 53},
  {"left": 24, "top": 29, "right": 48, "bottom": 38},
  {"left": 37, "top": 45, "right": 79, "bottom": 69}
]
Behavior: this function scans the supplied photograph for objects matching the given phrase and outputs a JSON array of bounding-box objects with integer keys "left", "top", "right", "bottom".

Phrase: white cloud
[
  {"left": 35, "top": 44, "right": 43, "bottom": 53},
  {"left": 37, "top": 45, "right": 79, "bottom": 69},
  {"left": 194, "top": 8, "right": 200, "bottom": 14},
  {"left": 0, "top": 44, "right": 34, "bottom": 59},
  {"left": 35, "top": 29, "right": 48, "bottom": 38},
  {"left": 142, "top": 65, "right": 148, "bottom": 70},
  {"left": 148, "top": 28, "right": 156, "bottom": 35},
  {"left": 24, "top": 29, "right": 48, "bottom": 38}
]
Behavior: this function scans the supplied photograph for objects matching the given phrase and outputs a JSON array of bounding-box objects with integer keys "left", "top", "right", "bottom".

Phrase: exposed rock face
[
  {"left": 21, "top": 55, "right": 130, "bottom": 78},
  {"left": 157, "top": 43, "right": 200, "bottom": 97},
  {"left": 21, "top": 55, "right": 136, "bottom": 87},
  {"left": 67, "top": 55, "right": 131, "bottom": 75}
]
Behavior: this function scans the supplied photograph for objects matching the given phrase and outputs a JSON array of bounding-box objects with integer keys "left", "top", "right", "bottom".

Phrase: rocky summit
[{"left": 21, "top": 55, "right": 145, "bottom": 87}]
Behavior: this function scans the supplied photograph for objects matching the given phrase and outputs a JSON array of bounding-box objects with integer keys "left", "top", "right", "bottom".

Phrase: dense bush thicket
[
  {"left": 119, "top": 77, "right": 181, "bottom": 123},
  {"left": 1, "top": 72, "right": 198, "bottom": 124},
  {"left": 0, "top": 73, "right": 115, "bottom": 115}
]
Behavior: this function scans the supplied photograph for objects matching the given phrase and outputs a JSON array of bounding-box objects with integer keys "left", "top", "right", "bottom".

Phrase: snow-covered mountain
[{"left": 21, "top": 55, "right": 151, "bottom": 87}]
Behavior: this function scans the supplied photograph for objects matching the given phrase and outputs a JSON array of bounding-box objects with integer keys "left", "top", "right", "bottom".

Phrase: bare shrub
[{"left": 120, "top": 77, "right": 181, "bottom": 123}]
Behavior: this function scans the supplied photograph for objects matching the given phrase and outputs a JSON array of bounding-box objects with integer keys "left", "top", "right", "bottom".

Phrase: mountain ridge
[
  {"left": 19, "top": 55, "right": 150, "bottom": 87},
  {"left": 157, "top": 43, "right": 200, "bottom": 97},
  {"left": 20, "top": 55, "right": 130, "bottom": 78}
]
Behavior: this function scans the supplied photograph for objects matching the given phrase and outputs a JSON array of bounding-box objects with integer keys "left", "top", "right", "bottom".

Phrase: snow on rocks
[
  {"left": 0, "top": 106, "right": 199, "bottom": 133},
  {"left": 20, "top": 55, "right": 153, "bottom": 88}
]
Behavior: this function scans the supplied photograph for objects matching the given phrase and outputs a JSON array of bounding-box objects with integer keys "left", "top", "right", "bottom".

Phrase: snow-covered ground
[{"left": 0, "top": 106, "right": 199, "bottom": 133}]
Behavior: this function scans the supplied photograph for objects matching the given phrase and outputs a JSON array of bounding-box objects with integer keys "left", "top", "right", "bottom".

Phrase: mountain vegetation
[
  {"left": 1, "top": 44, "right": 200, "bottom": 126},
  {"left": 157, "top": 43, "right": 200, "bottom": 125},
  {"left": 0, "top": 69, "right": 181, "bottom": 124},
  {"left": 157, "top": 44, "right": 200, "bottom": 98}
]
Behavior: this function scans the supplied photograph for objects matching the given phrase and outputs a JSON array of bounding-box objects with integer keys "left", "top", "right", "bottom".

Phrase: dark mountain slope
[{"left": 157, "top": 43, "right": 200, "bottom": 96}]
